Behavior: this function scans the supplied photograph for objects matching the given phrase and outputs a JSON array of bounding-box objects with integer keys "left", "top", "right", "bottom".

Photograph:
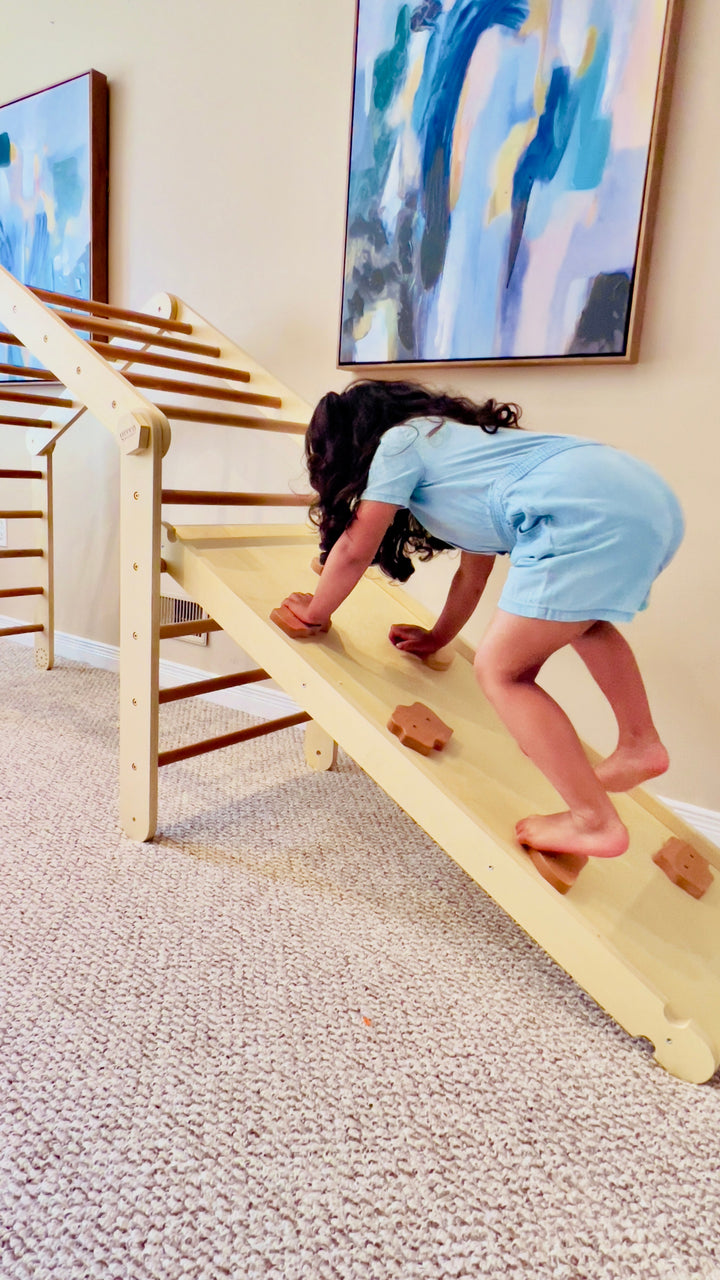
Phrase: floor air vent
[{"left": 159, "top": 594, "right": 210, "bottom": 645}]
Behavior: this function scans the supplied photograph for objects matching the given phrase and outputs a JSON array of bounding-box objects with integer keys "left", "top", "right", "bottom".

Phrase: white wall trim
[
  {"left": 655, "top": 798, "right": 720, "bottom": 846},
  {"left": 3, "top": 619, "right": 719, "bottom": 845},
  {"left": 1, "top": 617, "right": 298, "bottom": 719}
]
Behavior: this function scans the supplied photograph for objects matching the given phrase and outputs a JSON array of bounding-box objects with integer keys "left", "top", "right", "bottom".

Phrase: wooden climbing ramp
[
  {"left": 0, "top": 266, "right": 718, "bottom": 1085},
  {"left": 162, "top": 522, "right": 720, "bottom": 1085}
]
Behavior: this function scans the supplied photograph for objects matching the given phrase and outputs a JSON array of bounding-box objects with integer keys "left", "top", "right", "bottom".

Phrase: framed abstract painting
[
  {"left": 0, "top": 70, "right": 109, "bottom": 376},
  {"left": 338, "top": 0, "right": 681, "bottom": 367}
]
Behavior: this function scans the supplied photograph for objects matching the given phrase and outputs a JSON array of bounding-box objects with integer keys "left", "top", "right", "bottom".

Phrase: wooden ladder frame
[
  {"left": 0, "top": 454, "right": 53, "bottom": 668},
  {"left": 0, "top": 266, "right": 324, "bottom": 840},
  {"left": 3, "top": 273, "right": 720, "bottom": 1088}
]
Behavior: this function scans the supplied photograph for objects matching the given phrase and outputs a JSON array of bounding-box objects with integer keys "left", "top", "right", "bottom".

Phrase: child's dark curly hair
[{"left": 305, "top": 380, "right": 521, "bottom": 581}]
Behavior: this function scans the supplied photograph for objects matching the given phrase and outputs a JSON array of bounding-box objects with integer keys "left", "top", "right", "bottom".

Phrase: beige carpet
[{"left": 1, "top": 643, "right": 719, "bottom": 1280}]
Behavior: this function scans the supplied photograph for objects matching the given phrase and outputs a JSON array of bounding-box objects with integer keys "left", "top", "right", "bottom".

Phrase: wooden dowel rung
[
  {"left": 32, "top": 287, "right": 194, "bottom": 334},
  {"left": 85, "top": 343, "right": 249, "bottom": 381},
  {"left": 158, "top": 711, "right": 311, "bottom": 767},
  {"left": 0, "top": 587, "right": 44, "bottom": 598},
  {"left": 0, "top": 624, "right": 44, "bottom": 638},
  {"left": 159, "top": 668, "right": 269, "bottom": 704},
  {"left": 126, "top": 374, "right": 282, "bottom": 409},
  {"left": 159, "top": 618, "right": 223, "bottom": 640},
  {"left": 0, "top": 510, "right": 43, "bottom": 519},
  {"left": 0, "top": 363, "right": 55, "bottom": 380},
  {"left": 53, "top": 309, "right": 220, "bottom": 356},
  {"left": 0, "top": 417, "right": 53, "bottom": 428},
  {"left": 0, "top": 469, "right": 43, "bottom": 479},
  {"left": 2, "top": 330, "right": 250, "bottom": 382},
  {"left": 155, "top": 404, "right": 307, "bottom": 432},
  {"left": 161, "top": 490, "right": 312, "bottom": 506},
  {"left": 89, "top": 342, "right": 251, "bottom": 382},
  {"left": 0, "top": 389, "right": 73, "bottom": 407},
  {"left": 0, "top": 548, "right": 43, "bottom": 558}
]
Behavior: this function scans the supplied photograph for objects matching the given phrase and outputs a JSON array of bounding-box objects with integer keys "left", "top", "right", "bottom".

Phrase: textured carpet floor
[{"left": 0, "top": 644, "right": 719, "bottom": 1280}]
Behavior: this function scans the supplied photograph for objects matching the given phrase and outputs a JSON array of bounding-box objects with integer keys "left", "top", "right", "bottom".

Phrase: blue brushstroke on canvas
[
  {"left": 571, "top": 30, "right": 612, "bottom": 190},
  {"left": 506, "top": 65, "right": 577, "bottom": 286},
  {"left": 415, "top": 1, "right": 529, "bottom": 288}
]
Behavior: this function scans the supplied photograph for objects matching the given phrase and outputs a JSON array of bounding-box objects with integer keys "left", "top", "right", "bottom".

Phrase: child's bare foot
[
  {"left": 516, "top": 810, "right": 629, "bottom": 859},
  {"left": 594, "top": 741, "right": 669, "bottom": 792}
]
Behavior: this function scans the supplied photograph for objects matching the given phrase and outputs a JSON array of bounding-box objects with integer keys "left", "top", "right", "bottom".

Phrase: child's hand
[
  {"left": 389, "top": 624, "right": 440, "bottom": 657},
  {"left": 282, "top": 592, "right": 330, "bottom": 630}
]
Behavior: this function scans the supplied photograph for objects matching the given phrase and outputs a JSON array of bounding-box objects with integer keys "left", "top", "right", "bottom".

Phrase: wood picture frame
[
  {"left": 338, "top": 0, "right": 683, "bottom": 369},
  {"left": 0, "top": 69, "right": 109, "bottom": 378}
]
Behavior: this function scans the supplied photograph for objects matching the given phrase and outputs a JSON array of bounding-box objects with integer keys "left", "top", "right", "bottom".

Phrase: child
[{"left": 281, "top": 381, "right": 684, "bottom": 860}]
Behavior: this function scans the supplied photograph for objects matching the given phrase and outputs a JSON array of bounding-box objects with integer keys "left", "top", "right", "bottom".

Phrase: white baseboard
[
  {"left": 3, "top": 619, "right": 719, "bottom": 845},
  {"left": 654, "top": 799, "right": 720, "bottom": 846},
  {"left": 1, "top": 617, "right": 298, "bottom": 720}
]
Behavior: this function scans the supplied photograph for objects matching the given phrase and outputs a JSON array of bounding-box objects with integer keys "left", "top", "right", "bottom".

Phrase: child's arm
[
  {"left": 390, "top": 551, "right": 495, "bottom": 655},
  {"left": 282, "top": 500, "right": 399, "bottom": 628}
]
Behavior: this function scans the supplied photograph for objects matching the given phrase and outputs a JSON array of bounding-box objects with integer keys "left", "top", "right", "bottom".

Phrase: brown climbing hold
[
  {"left": 387, "top": 702, "right": 453, "bottom": 756},
  {"left": 423, "top": 645, "right": 455, "bottom": 672},
  {"left": 525, "top": 848, "right": 589, "bottom": 895},
  {"left": 652, "top": 837, "right": 713, "bottom": 900},
  {"left": 270, "top": 603, "right": 330, "bottom": 639}
]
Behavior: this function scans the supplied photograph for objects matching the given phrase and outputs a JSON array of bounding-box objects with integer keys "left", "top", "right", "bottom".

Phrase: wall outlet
[{"left": 0, "top": 519, "right": 6, "bottom": 548}]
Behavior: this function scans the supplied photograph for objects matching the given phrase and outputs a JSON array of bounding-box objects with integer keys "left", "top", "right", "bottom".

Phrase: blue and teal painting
[
  {"left": 339, "top": 0, "right": 671, "bottom": 364},
  {"left": 0, "top": 73, "right": 94, "bottom": 372}
]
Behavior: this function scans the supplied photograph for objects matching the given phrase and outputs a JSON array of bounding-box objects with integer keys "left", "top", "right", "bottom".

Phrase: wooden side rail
[
  {"left": 0, "top": 586, "right": 44, "bottom": 598},
  {"left": 161, "top": 490, "right": 311, "bottom": 506},
  {"left": 0, "top": 267, "right": 175, "bottom": 459},
  {"left": 0, "top": 510, "right": 43, "bottom": 519},
  {"left": 0, "top": 468, "right": 44, "bottom": 479},
  {"left": 167, "top": 296, "right": 313, "bottom": 431},
  {"left": 158, "top": 711, "right": 311, "bottom": 768},
  {"left": 159, "top": 667, "right": 269, "bottom": 704},
  {"left": 0, "top": 548, "right": 43, "bottom": 559}
]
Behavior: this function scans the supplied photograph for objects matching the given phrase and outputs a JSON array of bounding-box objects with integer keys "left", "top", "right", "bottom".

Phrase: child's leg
[
  {"left": 571, "top": 621, "right": 669, "bottom": 791},
  {"left": 474, "top": 610, "right": 628, "bottom": 858}
]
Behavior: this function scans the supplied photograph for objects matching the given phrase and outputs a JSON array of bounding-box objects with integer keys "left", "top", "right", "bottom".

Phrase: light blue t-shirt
[{"left": 361, "top": 418, "right": 591, "bottom": 554}]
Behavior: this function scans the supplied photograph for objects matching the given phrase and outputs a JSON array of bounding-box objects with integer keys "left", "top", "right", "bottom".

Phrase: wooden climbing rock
[
  {"left": 525, "top": 848, "right": 589, "bottom": 895},
  {"left": 387, "top": 702, "right": 453, "bottom": 756},
  {"left": 422, "top": 645, "right": 455, "bottom": 672},
  {"left": 652, "top": 837, "right": 714, "bottom": 900},
  {"left": 270, "top": 601, "right": 330, "bottom": 639}
]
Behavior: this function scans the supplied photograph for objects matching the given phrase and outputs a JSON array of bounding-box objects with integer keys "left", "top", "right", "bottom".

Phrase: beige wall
[{"left": 2, "top": 0, "right": 718, "bottom": 810}]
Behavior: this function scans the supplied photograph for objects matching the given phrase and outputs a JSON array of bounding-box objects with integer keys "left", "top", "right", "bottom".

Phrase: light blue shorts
[{"left": 493, "top": 444, "right": 685, "bottom": 624}]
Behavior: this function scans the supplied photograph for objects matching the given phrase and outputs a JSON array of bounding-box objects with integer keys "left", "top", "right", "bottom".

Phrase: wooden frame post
[
  {"left": 118, "top": 418, "right": 164, "bottom": 841},
  {"left": 304, "top": 721, "right": 338, "bottom": 772}
]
